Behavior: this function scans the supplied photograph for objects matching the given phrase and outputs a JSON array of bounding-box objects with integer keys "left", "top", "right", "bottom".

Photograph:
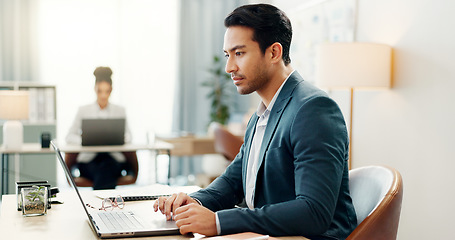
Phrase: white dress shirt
[
  {"left": 214, "top": 70, "right": 293, "bottom": 234},
  {"left": 65, "top": 102, "right": 132, "bottom": 163},
  {"left": 245, "top": 72, "right": 291, "bottom": 209}
]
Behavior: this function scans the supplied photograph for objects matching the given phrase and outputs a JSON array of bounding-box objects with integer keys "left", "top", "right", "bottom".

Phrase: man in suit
[{"left": 154, "top": 4, "right": 357, "bottom": 239}]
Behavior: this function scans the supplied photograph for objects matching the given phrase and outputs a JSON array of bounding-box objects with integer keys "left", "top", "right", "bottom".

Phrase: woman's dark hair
[
  {"left": 93, "top": 66, "right": 113, "bottom": 86},
  {"left": 224, "top": 4, "right": 292, "bottom": 65}
]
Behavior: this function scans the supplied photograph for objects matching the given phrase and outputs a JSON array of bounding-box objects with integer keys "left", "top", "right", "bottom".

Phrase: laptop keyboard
[{"left": 98, "top": 211, "right": 145, "bottom": 231}]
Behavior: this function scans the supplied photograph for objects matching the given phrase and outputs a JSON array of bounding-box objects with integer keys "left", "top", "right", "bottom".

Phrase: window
[{"left": 36, "top": 0, "right": 179, "bottom": 142}]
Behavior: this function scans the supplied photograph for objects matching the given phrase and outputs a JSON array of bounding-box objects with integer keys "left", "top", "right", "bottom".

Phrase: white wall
[
  {"left": 273, "top": 0, "right": 455, "bottom": 239},
  {"left": 354, "top": 0, "right": 455, "bottom": 239},
  {"left": 36, "top": 0, "right": 179, "bottom": 143}
]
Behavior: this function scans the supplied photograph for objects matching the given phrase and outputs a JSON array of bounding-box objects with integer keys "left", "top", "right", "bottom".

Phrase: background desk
[
  {"left": 0, "top": 143, "right": 55, "bottom": 195},
  {"left": 0, "top": 191, "right": 308, "bottom": 240},
  {"left": 1, "top": 142, "right": 174, "bottom": 195},
  {"left": 157, "top": 136, "right": 217, "bottom": 156},
  {"left": 59, "top": 142, "right": 173, "bottom": 154},
  {"left": 157, "top": 136, "right": 218, "bottom": 184}
]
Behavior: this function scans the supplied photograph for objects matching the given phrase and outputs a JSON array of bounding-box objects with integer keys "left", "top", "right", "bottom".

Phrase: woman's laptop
[
  {"left": 81, "top": 118, "right": 125, "bottom": 146},
  {"left": 51, "top": 141, "right": 180, "bottom": 238}
]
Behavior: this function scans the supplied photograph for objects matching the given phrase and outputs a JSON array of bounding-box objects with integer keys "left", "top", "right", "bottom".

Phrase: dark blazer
[{"left": 191, "top": 71, "right": 357, "bottom": 239}]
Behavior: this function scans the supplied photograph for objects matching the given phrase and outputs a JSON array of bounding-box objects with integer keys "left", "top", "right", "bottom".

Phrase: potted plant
[
  {"left": 21, "top": 185, "right": 48, "bottom": 216},
  {"left": 201, "top": 55, "right": 233, "bottom": 125}
]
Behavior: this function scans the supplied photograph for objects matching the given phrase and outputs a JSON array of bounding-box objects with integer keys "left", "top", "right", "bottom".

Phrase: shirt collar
[
  {"left": 256, "top": 70, "right": 295, "bottom": 117},
  {"left": 96, "top": 102, "right": 110, "bottom": 111}
]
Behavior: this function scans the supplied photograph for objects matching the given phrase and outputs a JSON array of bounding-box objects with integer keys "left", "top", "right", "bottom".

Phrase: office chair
[
  {"left": 64, "top": 152, "right": 139, "bottom": 187},
  {"left": 212, "top": 122, "right": 243, "bottom": 161},
  {"left": 347, "top": 165, "right": 403, "bottom": 240}
]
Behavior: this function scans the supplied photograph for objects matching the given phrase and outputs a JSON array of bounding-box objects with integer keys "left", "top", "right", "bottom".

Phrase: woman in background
[{"left": 65, "top": 66, "right": 138, "bottom": 190}]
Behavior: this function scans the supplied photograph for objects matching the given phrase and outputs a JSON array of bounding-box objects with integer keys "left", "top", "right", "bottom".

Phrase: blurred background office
[
  {"left": 0, "top": 0, "right": 252, "bottom": 186},
  {"left": 2, "top": 0, "right": 455, "bottom": 239}
]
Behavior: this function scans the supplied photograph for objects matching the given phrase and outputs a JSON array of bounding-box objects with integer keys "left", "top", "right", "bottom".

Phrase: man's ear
[{"left": 269, "top": 42, "right": 283, "bottom": 64}]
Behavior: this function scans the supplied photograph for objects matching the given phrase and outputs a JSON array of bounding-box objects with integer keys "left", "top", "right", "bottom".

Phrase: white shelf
[
  {"left": 0, "top": 82, "right": 57, "bottom": 123},
  {"left": 0, "top": 82, "right": 57, "bottom": 194}
]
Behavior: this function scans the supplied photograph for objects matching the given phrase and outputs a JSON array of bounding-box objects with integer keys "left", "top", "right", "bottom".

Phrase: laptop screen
[
  {"left": 81, "top": 118, "right": 125, "bottom": 146},
  {"left": 51, "top": 141, "right": 94, "bottom": 218}
]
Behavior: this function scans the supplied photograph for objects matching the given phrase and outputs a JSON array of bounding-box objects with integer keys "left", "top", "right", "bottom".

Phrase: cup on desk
[{"left": 41, "top": 132, "right": 51, "bottom": 148}]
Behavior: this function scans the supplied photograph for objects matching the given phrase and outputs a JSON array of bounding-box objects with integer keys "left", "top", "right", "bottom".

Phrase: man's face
[{"left": 224, "top": 26, "right": 270, "bottom": 95}]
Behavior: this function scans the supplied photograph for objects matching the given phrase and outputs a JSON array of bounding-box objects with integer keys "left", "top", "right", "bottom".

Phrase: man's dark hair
[{"left": 224, "top": 4, "right": 292, "bottom": 65}]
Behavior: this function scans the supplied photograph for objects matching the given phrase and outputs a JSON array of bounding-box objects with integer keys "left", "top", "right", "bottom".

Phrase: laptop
[
  {"left": 51, "top": 141, "right": 180, "bottom": 238},
  {"left": 81, "top": 118, "right": 125, "bottom": 146}
]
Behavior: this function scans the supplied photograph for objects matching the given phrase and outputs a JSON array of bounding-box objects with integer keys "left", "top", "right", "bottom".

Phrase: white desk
[
  {"left": 1, "top": 142, "right": 174, "bottom": 195},
  {"left": 59, "top": 141, "right": 173, "bottom": 154},
  {"left": 0, "top": 190, "right": 308, "bottom": 240},
  {"left": 0, "top": 143, "right": 55, "bottom": 195},
  {"left": 0, "top": 143, "right": 54, "bottom": 154},
  {"left": 0, "top": 191, "right": 186, "bottom": 240}
]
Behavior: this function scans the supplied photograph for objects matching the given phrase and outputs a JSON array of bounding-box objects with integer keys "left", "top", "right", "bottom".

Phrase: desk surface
[
  {"left": 0, "top": 191, "right": 308, "bottom": 240},
  {"left": 0, "top": 142, "right": 174, "bottom": 154},
  {"left": 0, "top": 143, "right": 54, "bottom": 154},
  {"left": 59, "top": 141, "right": 173, "bottom": 153}
]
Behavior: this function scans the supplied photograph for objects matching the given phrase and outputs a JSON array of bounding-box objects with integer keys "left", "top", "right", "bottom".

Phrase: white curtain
[
  {"left": 171, "top": 0, "right": 248, "bottom": 181},
  {"left": 173, "top": 0, "right": 248, "bottom": 134},
  {"left": 0, "top": 0, "right": 38, "bottom": 82}
]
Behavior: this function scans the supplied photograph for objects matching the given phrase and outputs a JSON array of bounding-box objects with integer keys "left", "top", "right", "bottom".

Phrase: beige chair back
[{"left": 347, "top": 165, "right": 403, "bottom": 240}]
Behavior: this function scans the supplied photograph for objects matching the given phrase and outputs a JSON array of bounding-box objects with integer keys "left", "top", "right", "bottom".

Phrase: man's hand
[
  {"left": 153, "top": 192, "right": 217, "bottom": 236},
  {"left": 153, "top": 192, "right": 198, "bottom": 220},
  {"left": 174, "top": 203, "right": 217, "bottom": 236}
]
